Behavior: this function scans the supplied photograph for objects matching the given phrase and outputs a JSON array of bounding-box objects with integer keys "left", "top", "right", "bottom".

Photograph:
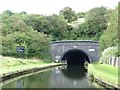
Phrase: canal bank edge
[
  {"left": 0, "top": 63, "right": 66, "bottom": 82},
  {"left": 93, "top": 76, "right": 120, "bottom": 89},
  {"left": 88, "top": 64, "right": 120, "bottom": 89}
]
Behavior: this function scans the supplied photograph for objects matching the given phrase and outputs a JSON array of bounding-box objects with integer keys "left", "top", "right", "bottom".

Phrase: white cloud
[{"left": 0, "top": 0, "right": 119, "bottom": 15}]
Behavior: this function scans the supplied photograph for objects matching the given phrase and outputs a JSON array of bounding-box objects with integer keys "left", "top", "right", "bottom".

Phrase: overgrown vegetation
[
  {"left": 2, "top": 31, "right": 51, "bottom": 59},
  {"left": 0, "top": 3, "right": 119, "bottom": 60},
  {"left": 99, "top": 6, "right": 118, "bottom": 51},
  {"left": 87, "top": 3, "right": 119, "bottom": 87},
  {"left": 100, "top": 46, "right": 119, "bottom": 64}
]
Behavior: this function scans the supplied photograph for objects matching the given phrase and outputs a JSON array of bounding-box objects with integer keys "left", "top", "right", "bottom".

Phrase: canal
[{"left": 1, "top": 65, "right": 96, "bottom": 88}]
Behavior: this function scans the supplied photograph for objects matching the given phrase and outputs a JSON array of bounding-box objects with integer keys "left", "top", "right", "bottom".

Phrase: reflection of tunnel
[
  {"left": 61, "top": 49, "right": 90, "bottom": 65},
  {"left": 61, "top": 65, "right": 86, "bottom": 79}
]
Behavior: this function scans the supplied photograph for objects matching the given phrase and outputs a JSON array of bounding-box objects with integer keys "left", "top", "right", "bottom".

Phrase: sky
[{"left": 0, "top": 0, "right": 119, "bottom": 15}]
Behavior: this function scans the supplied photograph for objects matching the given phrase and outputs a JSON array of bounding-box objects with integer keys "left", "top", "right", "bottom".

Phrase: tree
[
  {"left": 99, "top": 7, "right": 118, "bottom": 51},
  {"left": 20, "top": 11, "right": 27, "bottom": 14},
  {"left": 1, "top": 10, "right": 13, "bottom": 17},
  {"left": 46, "top": 14, "right": 68, "bottom": 40},
  {"left": 23, "top": 14, "right": 49, "bottom": 33},
  {"left": 78, "top": 12, "right": 86, "bottom": 18},
  {"left": 60, "top": 7, "right": 78, "bottom": 23},
  {"left": 1, "top": 12, "right": 51, "bottom": 60},
  {"left": 84, "top": 7, "right": 108, "bottom": 40},
  {"left": 1, "top": 15, "right": 29, "bottom": 36},
  {"left": 74, "top": 22, "right": 95, "bottom": 40}
]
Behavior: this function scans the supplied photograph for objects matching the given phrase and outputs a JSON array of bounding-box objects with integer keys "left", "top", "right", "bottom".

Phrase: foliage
[
  {"left": 71, "top": 7, "right": 109, "bottom": 41},
  {"left": 0, "top": 10, "right": 13, "bottom": 19},
  {"left": 0, "top": 5, "right": 118, "bottom": 60},
  {"left": 99, "top": 7, "right": 118, "bottom": 51},
  {"left": 99, "top": 46, "right": 119, "bottom": 64},
  {"left": 63, "top": 24, "right": 77, "bottom": 40},
  {"left": 46, "top": 14, "right": 68, "bottom": 40},
  {"left": 23, "top": 14, "right": 68, "bottom": 41},
  {"left": 23, "top": 14, "right": 49, "bottom": 34},
  {"left": 2, "top": 30, "right": 51, "bottom": 60},
  {"left": 84, "top": 7, "right": 108, "bottom": 40},
  {"left": 78, "top": 12, "right": 86, "bottom": 18},
  {"left": 73, "top": 22, "right": 96, "bottom": 40},
  {"left": 1, "top": 11, "right": 52, "bottom": 61},
  {"left": 1, "top": 15, "right": 28, "bottom": 36},
  {"left": 60, "top": 7, "right": 78, "bottom": 23}
]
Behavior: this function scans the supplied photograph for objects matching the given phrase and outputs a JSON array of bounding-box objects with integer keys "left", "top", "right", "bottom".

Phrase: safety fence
[{"left": 108, "top": 57, "right": 120, "bottom": 67}]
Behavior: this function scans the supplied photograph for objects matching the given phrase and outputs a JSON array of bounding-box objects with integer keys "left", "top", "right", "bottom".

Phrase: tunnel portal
[
  {"left": 61, "top": 49, "right": 90, "bottom": 65},
  {"left": 51, "top": 40, "right": 99, "bottom": 64}
]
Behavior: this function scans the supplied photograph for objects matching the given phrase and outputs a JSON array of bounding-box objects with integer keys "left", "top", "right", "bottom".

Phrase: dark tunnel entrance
[{"left": 61, "top": 49, "right": 90, "bottom": 65}]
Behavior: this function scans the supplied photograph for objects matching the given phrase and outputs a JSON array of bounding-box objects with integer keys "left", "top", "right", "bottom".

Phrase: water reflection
[
  {"left": 16, "top": 79, "right": 24, "bottom": 88},
  {"left": 61, "top": 65, "right": 86, "bottom": 79},
  {"left": 51, "top": 65, "right": 92, "bottom": 88},
  {"left": 2, "top": 65, "right": 95, "bottom": 88}
]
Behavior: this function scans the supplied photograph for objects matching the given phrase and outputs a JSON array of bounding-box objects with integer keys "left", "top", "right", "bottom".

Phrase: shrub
[
  {"left": 2, "top": 29, "right": 51, "bottom": 61},
  {"left": 100, "top": 46, "right": 119, "bottom": 64}
]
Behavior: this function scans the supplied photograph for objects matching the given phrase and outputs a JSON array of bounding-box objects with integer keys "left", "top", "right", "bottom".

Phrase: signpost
[{"left": 16, "top": 46, "right": 25, "bottom": 59}]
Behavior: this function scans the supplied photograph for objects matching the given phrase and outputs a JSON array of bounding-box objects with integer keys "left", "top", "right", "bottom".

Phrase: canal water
[{"left": 1, "top": 65, "right": 96, "bottom": 88}]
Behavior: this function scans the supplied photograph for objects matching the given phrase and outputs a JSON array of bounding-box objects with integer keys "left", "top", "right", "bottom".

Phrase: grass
[
  {"left": 88, "top": 63, "right": 119, "bottom": 87},
  {"left": 0, "top": 56, "right": 59, "bottom": 75},
  {"left": 0, "top": 55, "right": 46, "bottom": 68}
]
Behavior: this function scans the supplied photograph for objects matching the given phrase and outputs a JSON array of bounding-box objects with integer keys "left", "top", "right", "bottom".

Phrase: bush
[
  {"left": 99, "top": 7, "right": 118, "bottom": 51},
  {"left": 99, "top": 46, "right": 119, "bottom": 64},
  {"left": 2, "top": 29, "right": 51, "bottom": 61}
]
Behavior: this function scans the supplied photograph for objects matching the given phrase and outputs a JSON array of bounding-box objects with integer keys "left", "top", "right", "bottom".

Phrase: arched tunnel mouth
[{"left": 61, "top": 49, "right": 90, "bottom": 66}]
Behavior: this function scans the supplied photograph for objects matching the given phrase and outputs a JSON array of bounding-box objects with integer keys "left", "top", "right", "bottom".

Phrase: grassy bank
[
  {"left": 0, "top": 55, "right": 47, "bottom": 67},
  {"left": 0, "top": 56, "right": 59, "bottom": 75},
  {"left": 88, "top": 63, "right": 119, "bottom": 87}
]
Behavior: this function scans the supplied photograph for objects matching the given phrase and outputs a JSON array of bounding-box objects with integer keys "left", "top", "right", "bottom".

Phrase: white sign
[
  {"left": 89, "top": 49, "right": 95, "bottom": 51},
  {"left": 73, "top": 46, "right": 77, "bottom": 48},
  {"left": 55, "top": 56, "right": 60, "bottom": 60}
]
